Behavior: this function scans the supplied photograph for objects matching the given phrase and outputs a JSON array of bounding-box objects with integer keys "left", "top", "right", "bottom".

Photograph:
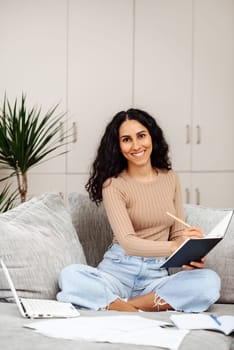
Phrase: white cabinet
[
  {"left": 179, "top": 172, "right": 234, "bottom": 208},
  {"left": 66, "top": 174, "right": 89, "bottom": 197},
  {"left": 134, "top": 0, "right": 193, "bottom": 171},
  {"left": 134, "top": 0, "right": 234, "bottom": 207},
  {"left": 27, "top": 174, "right": 66, "bottom": 200},
  {"left": 185, "top": 0, "right": 234, "bottom": 207},
  {"left": 0, "top": 0, "right": 233, "bottom": 207},
  {"left": 191, "top": 173, "right": 234, "bottom": 208},
  {"left": 192, "top": 0, "right": 234, "bottom": 171},
  {"left": 66, "top": 0, "right": 133, "bottom": 178},
  {"left": 0, "top": 0, "right": 67, "bottom": 176},
  {"left": 177, "top": 173, "right": 192, "bottom": 205}
]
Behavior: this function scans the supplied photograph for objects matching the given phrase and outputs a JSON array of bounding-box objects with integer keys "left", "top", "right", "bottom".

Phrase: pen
[
  {"left": 166, "top": 212, "right": 191, "bottom": 228},
  {"left": 210, "top": 314, "right": 222, "bottom": 326}
]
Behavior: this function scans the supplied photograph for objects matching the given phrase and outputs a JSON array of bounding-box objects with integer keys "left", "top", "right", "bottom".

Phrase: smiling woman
[
  {"left": 85, "top": 109, "right": 172, "bottom": 203},
  {"left": 57, "top": 108, "right": 221, "bottom": 313},
  {"left": 119, "top": 119, "right": 153, "bottom": 175}
]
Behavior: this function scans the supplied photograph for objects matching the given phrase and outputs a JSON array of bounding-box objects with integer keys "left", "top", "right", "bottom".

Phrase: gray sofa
[{"left": 0, "top": 193, "right": 233, "bottom": 350}]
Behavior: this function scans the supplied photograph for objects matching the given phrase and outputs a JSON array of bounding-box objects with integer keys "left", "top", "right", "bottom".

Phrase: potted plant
[{"left": 0, "top": 94, "right": 71, "bottom": 204}]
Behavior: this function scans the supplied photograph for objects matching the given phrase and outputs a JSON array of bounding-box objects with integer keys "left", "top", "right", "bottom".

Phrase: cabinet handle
[
  {"left": 72, "top": 122, "right": 77, "bottom": 143},
  {"left": 186, "top": 125, "right": 190, "bottom": 144},
  {"left": 185, "top": 188, "right": 190, "bottom": 203},
  {"left": 196, "top": 125, "right": 201, "bottom": 144},
  {"left": 195, "top": 188, "right": 200, "bottom": 205},
  {"left": 59, "top": 122, "right": 64, "bottom": 142}
]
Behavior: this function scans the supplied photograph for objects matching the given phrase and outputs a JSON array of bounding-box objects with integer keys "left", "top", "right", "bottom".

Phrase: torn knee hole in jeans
[{"left": 153, "top": 293, "right": 168, "bottom": 311}]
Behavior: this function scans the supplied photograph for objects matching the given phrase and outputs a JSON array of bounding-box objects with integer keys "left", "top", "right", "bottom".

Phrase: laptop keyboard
[{"left": 21, "top": 298, "right": 80, "bottom": 317}]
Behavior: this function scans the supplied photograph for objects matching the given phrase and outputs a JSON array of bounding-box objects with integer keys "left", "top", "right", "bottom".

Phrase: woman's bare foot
[
  {"left": 128, "top": 292, "right": 173, "bottom": 312},
  {"left": 108, "top": 298, "right": 138, "bottom": 312}
]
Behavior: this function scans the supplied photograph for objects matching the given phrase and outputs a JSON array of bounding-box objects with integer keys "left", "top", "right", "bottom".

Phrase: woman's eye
[
  {"left": 139, "top": 133, "right": 146, "bottom": 138},
  {"left": 122, "top": 137, "right": 130, "bottom": 143}
]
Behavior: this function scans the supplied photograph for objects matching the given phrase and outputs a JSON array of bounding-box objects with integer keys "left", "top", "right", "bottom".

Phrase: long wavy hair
[{"left": 85, "top": 108, "right": 172, "bottom": 205}]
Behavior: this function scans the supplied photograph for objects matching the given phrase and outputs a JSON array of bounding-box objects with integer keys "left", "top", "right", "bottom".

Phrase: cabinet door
[
  {"left": 192, "top": 0, "right": 234, "bottom": 171},
  {"left": 0, "top": 0, "right": 67, "bottom": 174},
  {"left": 177, "top": 173, "right": 193, "bottom": 205},
  {"left": 0, "top": 173, "right": 66, "bottom": 203},
  {"left": 191, "top": 173, "right": 234, "bottom": 208},
  {"left": 134, "top": 0, "right": 193, "bottom": 171},
  {"left": 67, "top": 0, "right": 133, "bottom": 173},
  {"left": 27, "top": 174, "right": 66, "bottom": 200}
]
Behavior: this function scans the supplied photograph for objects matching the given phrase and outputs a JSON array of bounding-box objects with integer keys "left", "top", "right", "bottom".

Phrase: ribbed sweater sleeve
[{"left": 102, "top": 169, "right": 185, "bottom": 258}]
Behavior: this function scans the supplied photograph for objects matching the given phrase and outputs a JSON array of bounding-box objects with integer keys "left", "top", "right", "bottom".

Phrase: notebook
[
  {"left": 160, "top": 210, "right": 233, "bottom": 268},
  {"left": 0, "top": 259, "right": 80, "bottom": 319}
]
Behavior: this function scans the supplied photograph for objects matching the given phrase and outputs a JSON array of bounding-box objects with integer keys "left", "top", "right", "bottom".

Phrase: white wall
[{"left": 0, "top": 0, "right": 233, "bottom": 207}]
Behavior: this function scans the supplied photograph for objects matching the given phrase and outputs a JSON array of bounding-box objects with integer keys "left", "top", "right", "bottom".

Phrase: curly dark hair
[{"left": 85, "top": 108, "right": 172, "bottom": 205}]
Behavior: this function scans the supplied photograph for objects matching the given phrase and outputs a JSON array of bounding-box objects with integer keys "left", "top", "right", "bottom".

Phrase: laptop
[{"left": 0, "top": 259, "right": 80, "bottom": 319}]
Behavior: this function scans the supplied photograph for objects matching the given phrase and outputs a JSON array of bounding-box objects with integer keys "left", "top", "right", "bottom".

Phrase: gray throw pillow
[
  {"left": 184, "top": 204, "right": 234, "bottom": 304},
  {"left": 0, "top": 193, "right": 86, "bottom": 300},
  {"left": 68, "top": 193, "right": 113, "bottom": 267}
]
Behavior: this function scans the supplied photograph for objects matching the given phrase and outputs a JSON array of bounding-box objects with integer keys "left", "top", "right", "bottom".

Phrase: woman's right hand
[{"left": 170, "top": 226, "right": 204, "bottom": 254}]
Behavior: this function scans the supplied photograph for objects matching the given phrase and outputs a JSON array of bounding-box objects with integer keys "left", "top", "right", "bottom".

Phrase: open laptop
[{"left": 0, "top": 259, "right": 80, "bottom": 319}]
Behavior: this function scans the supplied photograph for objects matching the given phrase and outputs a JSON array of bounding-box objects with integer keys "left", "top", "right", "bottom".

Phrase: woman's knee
[
  {"left": 202, "top": 269, "right": 221, "bottom": 291},
  {"left": 195, "top": 269, "right": 221, "bottom": 302},
  {"left": 175, "top": 268, "right": 221, "bottom": 311},
  {"left": 58, "top": 263, "right": 88, "bottom": 288},
  {"left": 172, "top": 268, "right": 221, "bottom": 302}
]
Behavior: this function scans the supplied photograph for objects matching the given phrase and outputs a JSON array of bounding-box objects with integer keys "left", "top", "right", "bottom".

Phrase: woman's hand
[
  {"left": 171, "top": 226, "right": 204, "bottom": 253},
  {"left": 182, "top": 226, "right": 206, "bottom": 268},
  {"left": 183, "top": 226, "right": 204, "bottom": 239},
  {"left": 182, "top": 257, "right": 206, "bottom": 270},
  {"left": 170, "top": 226, "right": 206, "bottom": 269}
]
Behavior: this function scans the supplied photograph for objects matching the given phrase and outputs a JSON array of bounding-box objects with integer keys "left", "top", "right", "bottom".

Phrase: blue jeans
[{"left": 57, "top": 243, "right": 221, "bottom": 312}]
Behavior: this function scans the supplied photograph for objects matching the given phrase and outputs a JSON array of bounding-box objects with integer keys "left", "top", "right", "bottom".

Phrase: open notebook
[
  {"left": 0, "top": 259, "right": 80, "bottom": 319},
  {"left": 160, "top": 210, "right": 233, "bottom": 268}
]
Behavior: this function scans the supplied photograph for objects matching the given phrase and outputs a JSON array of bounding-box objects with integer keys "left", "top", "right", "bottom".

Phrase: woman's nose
[{"left": 132, "top": 138, "right": 140, "bottom": 150}]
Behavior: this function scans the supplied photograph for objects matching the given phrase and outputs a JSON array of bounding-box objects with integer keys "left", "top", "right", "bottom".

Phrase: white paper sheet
[
  {"left": 25, "top": 315, "right": 188, "bottom": 350},
  {"left": 170, "top": 313, "right": 234, "bottom": 335}
]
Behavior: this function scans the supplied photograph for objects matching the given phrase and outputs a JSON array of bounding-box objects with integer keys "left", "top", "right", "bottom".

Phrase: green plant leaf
[
  {"left": 0, "top": 184, "right": 18, "bottom": 212},
  {"left": 0, "top": 94, "right": 70, "bottom": 173},
  {"left": 0, "top": 93, "right": 72, "bottom": 202}
]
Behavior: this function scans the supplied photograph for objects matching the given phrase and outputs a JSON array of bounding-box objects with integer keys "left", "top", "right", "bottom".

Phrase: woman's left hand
[{"left": 182, "top": 257, "right": 206, "bottom": 270}]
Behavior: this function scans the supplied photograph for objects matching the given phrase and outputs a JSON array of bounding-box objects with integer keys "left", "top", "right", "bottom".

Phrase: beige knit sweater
[{"left": 102, "top": 169, "right": 185, "bottom": 258}]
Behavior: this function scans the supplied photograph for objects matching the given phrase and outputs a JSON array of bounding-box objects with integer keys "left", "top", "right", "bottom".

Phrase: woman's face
[{"left": 119, "top": 119, "right": 153, "bottom": 168}]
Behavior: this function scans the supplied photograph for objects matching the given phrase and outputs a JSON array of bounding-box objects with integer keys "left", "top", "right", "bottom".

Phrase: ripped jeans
[{"left": 57, "top": 243, "right": 221, "bottom": 312}]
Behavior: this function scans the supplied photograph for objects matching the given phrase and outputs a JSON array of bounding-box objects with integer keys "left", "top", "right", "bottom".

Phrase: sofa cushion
[
  {"left": 1, "top": 302, "right": 233, "bottom": 350},
  {"left": 184, "top": 204, "right": 234, "bottom": 304},
  {"left": 68, "top": 193, "right": 113, "bottom": 267},
  {"left": 0, "top": 193, "right": 86, "bottom": 300}
]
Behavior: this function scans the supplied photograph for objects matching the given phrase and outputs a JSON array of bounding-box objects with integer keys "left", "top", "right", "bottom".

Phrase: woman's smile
[{"left": 119, "top": 119, "right": 153, "bottom": 168}]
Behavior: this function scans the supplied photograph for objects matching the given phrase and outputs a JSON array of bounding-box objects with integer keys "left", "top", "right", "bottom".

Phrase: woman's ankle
[
  {"left": 108, "top": 298, "right": 138, "bottom": 312},
  {"left": 128, "top": 292, "right": 173, "bottom": 312}
]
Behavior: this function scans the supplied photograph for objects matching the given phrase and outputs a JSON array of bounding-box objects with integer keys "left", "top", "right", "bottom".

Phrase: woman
[{"left": 57, "top": 108, "right": 220, "bottom": 312}]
